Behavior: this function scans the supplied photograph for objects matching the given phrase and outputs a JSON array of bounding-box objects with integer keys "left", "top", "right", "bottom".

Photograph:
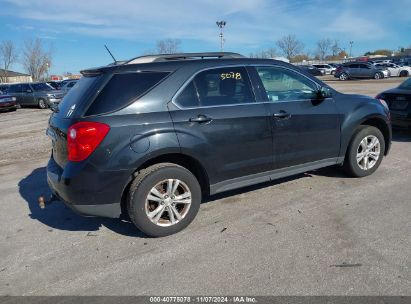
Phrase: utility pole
[
  {"left": 349, "top": 41, "right": 354, "bottom": 58},
  {"left": 216, "top": 21, "right": 226, "bottom": 52}
]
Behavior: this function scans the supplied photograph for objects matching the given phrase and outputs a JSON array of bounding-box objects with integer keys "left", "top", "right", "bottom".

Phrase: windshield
[
  {"left": 32, "top": 83, "right": 55, "bottom": 91},
  {"left": 399, "top": 78, "right": 411, "bottom": 90}
]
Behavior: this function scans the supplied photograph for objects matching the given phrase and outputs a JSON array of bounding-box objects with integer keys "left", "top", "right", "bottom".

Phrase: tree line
[
  {"left": 0, "top": 38, "right": 53, "bottom": 82},
  {"left": 249, "top": 34, "right": 410, "bottom": 62}
]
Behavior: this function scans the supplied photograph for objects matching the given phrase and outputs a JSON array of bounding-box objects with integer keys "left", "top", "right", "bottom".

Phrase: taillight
[{"left": 67, "top": 122, "right": 110, "bottom": 162}]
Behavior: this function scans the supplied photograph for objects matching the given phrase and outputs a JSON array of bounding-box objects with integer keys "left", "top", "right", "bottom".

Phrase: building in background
[{"left": 0, "top": 69, "right": 32, "bottom": 83}]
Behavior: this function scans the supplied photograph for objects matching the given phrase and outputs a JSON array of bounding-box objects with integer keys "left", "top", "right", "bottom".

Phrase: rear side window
[
  {"left": 174, "top": 67, "right": 254, "bottom": 108},
  {"left": 8, "top": 84, "right": 22, "bottom": 93},
  {"left": 86, "top": 71, "right": 169, "bottom": 115}
]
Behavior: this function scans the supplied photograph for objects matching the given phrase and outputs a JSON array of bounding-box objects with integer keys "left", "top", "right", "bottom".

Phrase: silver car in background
[
  {"left": 312, "top": 64, "right": 336, "bottom": 75},
  {"left": 375, "top": 63, "right": 411, "bottom": 77}
]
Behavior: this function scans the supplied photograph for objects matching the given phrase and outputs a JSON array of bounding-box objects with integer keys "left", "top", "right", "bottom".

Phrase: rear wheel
[
  {"left": 339, "top": 73, "right": 348, "bottom": 81},
  {"left": 38, "top": 98, "right": 47, "bottom": 109},
  {"left": 127, "top": 163, "right": 201, "bottom": 237},
  {"left": 374, "top": 72, "right": 382, "bottom": 80},
  {"left": 343, "top": 126, "right": 385, "bottom": 177},
  {"left": 399, "top": 70, "right": 409, "bottom": 77}
]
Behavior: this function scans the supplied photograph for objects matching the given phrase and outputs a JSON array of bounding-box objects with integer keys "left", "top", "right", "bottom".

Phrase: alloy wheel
[
  {"left": 145, "top": 179, "right": 192, "bottom": 227},
  {"left": 356, "top": 135, "right": 381, "bottom": 170}
]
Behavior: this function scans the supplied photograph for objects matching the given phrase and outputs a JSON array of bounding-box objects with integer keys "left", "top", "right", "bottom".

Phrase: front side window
[
  {"left": 255, "top": 66, "right": 318, "bottom": 102},
  {"left": 174, "top": 67, "right": 254, "bottom": 108}
]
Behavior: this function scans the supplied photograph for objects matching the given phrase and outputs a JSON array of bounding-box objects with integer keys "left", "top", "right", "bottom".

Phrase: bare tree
[
  {"left": 22, "top": 38, "right": 53, "bottom": 81},
  {"left": 316, "top": 38, "right": 332, "bottom": 61},
  {"left": 0, "top": 40, "right": 19, "bottom": 83},
  {"left": 249, "top": 47, "right": 277, "bottom": 59},
  {"left": 155, "top": 39, "right": 181, "bottom": 54},
  {"left": 331, "top": 40, "right": 341, "bottom": 57},
  {"left": 276, "top": 35, "right": 304, "bottom": 60}
]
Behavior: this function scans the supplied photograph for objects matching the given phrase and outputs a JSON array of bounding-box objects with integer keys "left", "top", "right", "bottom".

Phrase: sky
[{"left": 0, "top": 0, "right": 410, "bottom": 75}]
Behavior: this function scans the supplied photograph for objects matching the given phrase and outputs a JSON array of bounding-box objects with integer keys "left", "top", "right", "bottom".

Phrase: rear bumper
[
  {"left": 46, "top": 156, "right": 131, "bottom": 218},
  {"left": 0, "top": 102, "right": 18, "bottom": 111}
]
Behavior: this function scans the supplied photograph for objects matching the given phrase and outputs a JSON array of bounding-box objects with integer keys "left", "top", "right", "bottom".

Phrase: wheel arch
[
  {"left": 120, "top": 153, "right": 210, "bottom": 215},
  {"left": 359, "top": 117, "right": 391, "bottom": 155}
]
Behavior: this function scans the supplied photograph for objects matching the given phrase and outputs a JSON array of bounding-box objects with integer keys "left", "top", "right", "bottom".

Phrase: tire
[
  {"left": 339, "top": 73, "right": 348, "bottom": 81},
  {"left": 399, "top": 70, "right": 409, "bottom": 77},
  {"left": 38, "top": 98, "right": 47, "bottom": 109},
  {"left": 127, "top": 163, "right": 201, "bottom": 237},
  {"left": 374, "top": 72, "right": 382, "bottom": 80},
  {"left": 343, "top": 125, "right": 385, "bottom": 177}
]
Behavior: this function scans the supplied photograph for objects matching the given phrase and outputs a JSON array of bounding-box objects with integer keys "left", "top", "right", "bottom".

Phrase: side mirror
[{"left": 312, "top": 87, "right": 332, "bottom": 105}]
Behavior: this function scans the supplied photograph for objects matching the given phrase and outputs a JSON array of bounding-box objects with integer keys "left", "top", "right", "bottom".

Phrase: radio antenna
[{"left": 104, "top": 45, "right": 117, "bottom": 63}]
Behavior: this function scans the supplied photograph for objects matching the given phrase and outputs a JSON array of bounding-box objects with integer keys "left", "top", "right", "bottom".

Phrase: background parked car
[
  {"left": 375, "top": 63, "right": 411, "bottom": 77},
  {"left": 0, "top": 94, "right": 18, "bottom": 112},
  {"left": 312, "top": 64, "right": 336, "bottom": 75},
  {"left": 298, "top": 65, "right": 324, "bottom": 76},
  {"left": 334, "top": 62, "right": 389, "bottom": 80},
  {"left": 60, "top": 79, "right": 78, "bottom": 93},
  {"left": 6, "top": 82, "right": 66, "bottom": 109},
  {"left": 376, "top": 77, "right": 411, "bottom": 128}
]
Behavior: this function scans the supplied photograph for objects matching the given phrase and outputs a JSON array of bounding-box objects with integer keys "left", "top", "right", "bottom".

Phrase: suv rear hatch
[{"left": 48, "top": 75, "right": 103, "bottom": 168}]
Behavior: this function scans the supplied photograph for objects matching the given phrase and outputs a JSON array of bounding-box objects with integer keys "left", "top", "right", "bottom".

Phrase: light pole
[
  {"left": 216, "top": 21, "right": 226, "bottom": 52},
  {"left": 349, "top": 41, "right": 354, "bottom": 58}
]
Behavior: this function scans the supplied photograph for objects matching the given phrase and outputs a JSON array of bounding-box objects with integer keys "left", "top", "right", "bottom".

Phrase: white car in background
[
  {"left": 312, "top": 64, "right": 336, "bottom": 75},
  {"left": 375, "top": 63, "right": 411, "bottom": 77}
]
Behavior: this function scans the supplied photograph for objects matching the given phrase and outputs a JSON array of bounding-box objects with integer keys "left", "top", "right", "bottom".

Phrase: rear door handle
[
  {"left": 189, "top": 115, "right": 213, "bottom": 123},
  {"left": 273, "top": 111, "right": 291, "bottom": 119}
]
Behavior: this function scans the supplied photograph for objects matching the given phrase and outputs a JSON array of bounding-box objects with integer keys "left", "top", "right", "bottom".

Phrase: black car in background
[
  {"left": 46, "top": 52, "right": 391, "bottom": 237},
  {"left": 376, "top": 77, "right": 411, "bottom": 128},
  {"left": 298, "top": 65, "right": 324, "bottom": 76}
]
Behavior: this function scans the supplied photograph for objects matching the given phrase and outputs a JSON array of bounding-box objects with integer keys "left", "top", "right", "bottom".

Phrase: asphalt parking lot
[{"left": 0, "top": 78, "right": 410, "bottom": 296}]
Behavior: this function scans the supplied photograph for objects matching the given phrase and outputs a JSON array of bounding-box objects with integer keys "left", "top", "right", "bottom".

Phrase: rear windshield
[
  {"left": 58, "top": 76, "right": 102, "bottom": 117},
  {"left": 85, "top": 71, "right": 169, "bottom": 116}
]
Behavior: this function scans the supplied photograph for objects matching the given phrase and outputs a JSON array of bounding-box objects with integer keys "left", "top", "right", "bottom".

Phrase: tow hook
[{"left": 38, "top": 194, "right": 58, "bottom": 209}]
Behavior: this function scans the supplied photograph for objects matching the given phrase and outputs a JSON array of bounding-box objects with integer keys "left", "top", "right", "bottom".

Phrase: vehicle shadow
[{"left": 18, "top": 167, "right": 147, "bottom": 238}]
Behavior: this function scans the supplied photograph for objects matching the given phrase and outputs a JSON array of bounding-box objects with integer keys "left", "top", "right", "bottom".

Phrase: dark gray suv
[
  {"left": 46, "top": 52, "right": 391, "bottom": 237},
  {"left": 7, "top": 82, "right": 65, "bottom": 109}
]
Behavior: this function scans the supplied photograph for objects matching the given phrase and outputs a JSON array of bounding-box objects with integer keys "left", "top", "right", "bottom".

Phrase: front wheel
[
  {"left": 38, "top": 98, "right": 47, "bottom": 109},
  {"left": 127, "top": 163, "right": 201, "bottom": 237},
  {"left": 374, "top": 72, "right": 382, "bottom": 80},
  {"left": 343, "top": 126, "right": 385, "bottom": 177},
  {"left": 339, "top": 73, "right": 348, "bottom": 81}
]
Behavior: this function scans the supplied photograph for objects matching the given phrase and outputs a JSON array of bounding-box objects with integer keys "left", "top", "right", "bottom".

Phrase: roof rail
[{"left": 126, "top": 52, "right": 245, "bottom": 65}]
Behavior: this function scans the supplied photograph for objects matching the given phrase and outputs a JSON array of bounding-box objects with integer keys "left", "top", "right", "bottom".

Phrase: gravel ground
[{"left": 0, "top": 78, "right": 410, "bottom": 296}]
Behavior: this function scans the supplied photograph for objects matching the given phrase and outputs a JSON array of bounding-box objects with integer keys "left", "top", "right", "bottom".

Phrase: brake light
[{"left": 67, "top": 122, "right": 110, "bottom": 162}]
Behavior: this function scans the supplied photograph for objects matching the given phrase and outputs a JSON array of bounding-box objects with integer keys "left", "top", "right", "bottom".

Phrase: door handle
[
  {"left": 189, "top": 115, "right": 213, "bottom": 123},
  {"left": 273, "top": 111, "right": 291, "bottom": 119}
]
